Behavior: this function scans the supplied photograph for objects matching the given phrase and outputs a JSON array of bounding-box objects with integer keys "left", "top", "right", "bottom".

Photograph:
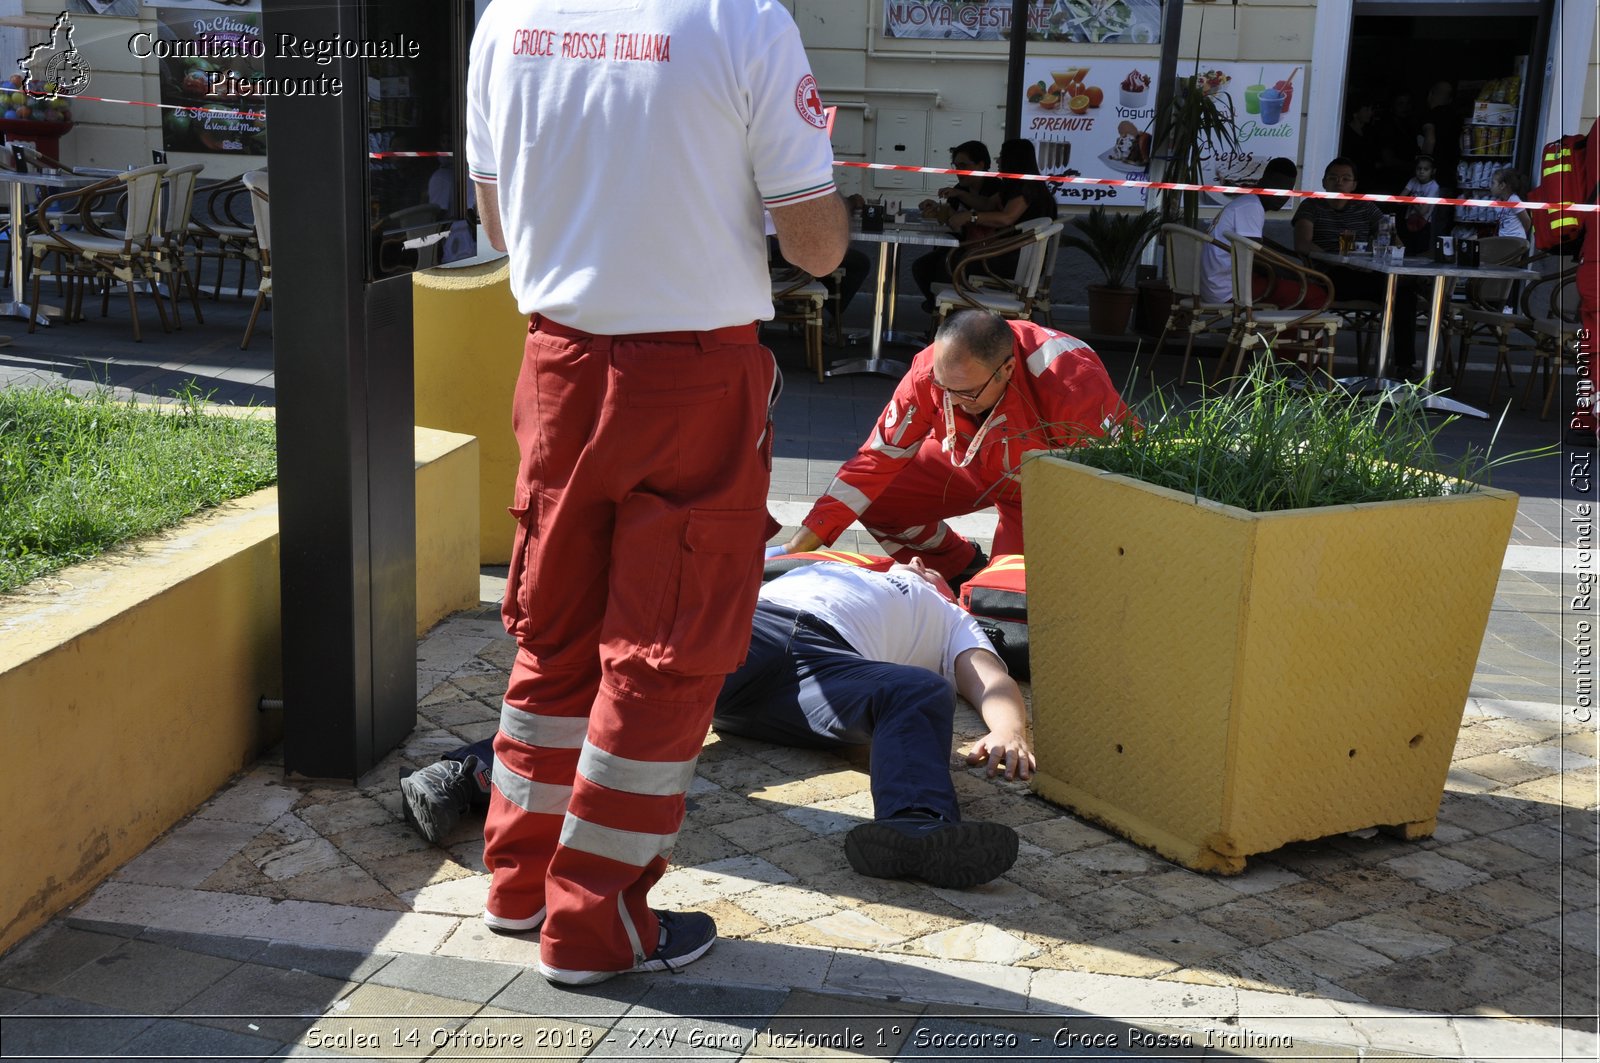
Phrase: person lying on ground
[{"left": 402, "top": 557, "right": 1031, "bottom": 895}]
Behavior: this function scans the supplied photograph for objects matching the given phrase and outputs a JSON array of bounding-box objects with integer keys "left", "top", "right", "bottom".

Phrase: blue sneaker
[
  {"left": 844, "top": 815, "right": 1018, "bottom": 888},
  {"left": 539, "top": 909, "right": 717, "bottom": 987}
]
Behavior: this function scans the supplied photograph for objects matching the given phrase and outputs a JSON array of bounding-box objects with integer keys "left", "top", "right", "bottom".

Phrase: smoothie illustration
[
  {"left": 1272, "top": 68, "right": 1300, "bottom": 112},
  {"left": 1244, "top": 84, "right": 1265, "bottom": 114},
  {"left": 1258, "top": 88, "right": 1285, "bottom": 126}
]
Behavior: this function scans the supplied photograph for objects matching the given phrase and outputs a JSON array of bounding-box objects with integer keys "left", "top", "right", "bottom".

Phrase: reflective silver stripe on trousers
[
  {"left": 491, "top": 760, "right": 573, "bottom": 815},
  {"left": 578, "top": 744, "right": 698, "bottom": 797},
  {"left": 619, "top": 893, "right": 647, "bottom": 963},
  {"left": 560, "top": 815, "right": 678, "bottom": 868},
  {"left": 499, "top": 702, "right": 589, "bottom": 749},
  {"left": 825, "top": 477, "right": 873, "bottom": 517},
  {"left": 1026, "top": 336, "right": 1078, "bottom": 377}
]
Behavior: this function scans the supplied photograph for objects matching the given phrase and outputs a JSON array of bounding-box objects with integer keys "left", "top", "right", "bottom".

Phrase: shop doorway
[{"left": 1340, "top": 5, "right": 1543, "bottom": 207}]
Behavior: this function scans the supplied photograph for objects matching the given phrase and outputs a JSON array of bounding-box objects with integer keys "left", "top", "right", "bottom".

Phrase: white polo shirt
[
  {"left": 1201, "top": 194, "right": 1265, "bottom": 304},
  {"left": 759, "top": 563, "right": 999, "bottom": 679},
  {"left": 466, "top": 0, "right": 838, "bottom": 333}
]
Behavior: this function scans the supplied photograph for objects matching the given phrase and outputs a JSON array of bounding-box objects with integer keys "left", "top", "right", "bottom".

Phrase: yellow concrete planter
[
  {"left": 1021, "top": 454, "right": 1518, "bottom": 874},
  {"left": 0, "top": 427, "right": 479, "bottom": 955},
  {"left": 413, "top": 259, "right": 527, "bottom": 565}
]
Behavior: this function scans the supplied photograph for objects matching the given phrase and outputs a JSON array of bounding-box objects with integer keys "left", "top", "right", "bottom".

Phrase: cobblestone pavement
[{"left": 2, "top": 312, "right": 1596, "bottom": 1061}]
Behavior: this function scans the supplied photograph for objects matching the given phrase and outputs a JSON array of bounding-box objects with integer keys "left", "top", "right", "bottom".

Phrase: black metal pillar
[
  {"left": 263, "top": 0, "right": 417, "bottom": 781},
  {"left": 1003, "top": 0, "right": 1031, "bottom": 141}
]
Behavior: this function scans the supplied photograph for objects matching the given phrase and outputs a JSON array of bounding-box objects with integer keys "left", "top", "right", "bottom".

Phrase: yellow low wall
[
  {"left": 413, "top": 259, "right": 526, "bottom": 565},
  {"left": 0, "top": 427, "right": 479, "bottom": 957}
]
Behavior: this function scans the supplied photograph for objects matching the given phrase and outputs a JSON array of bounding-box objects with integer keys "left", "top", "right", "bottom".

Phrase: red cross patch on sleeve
[{"left": 794, "top": 73, "right": 828, "bottom": 129}]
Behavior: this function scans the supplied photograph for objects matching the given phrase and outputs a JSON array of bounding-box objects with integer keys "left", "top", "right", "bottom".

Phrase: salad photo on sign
[
  {"left": 1043, "top": 0, "right": 1161, "bottom": 44},
  {"left": 880, "top": 1, "right": 1161, "bottom": 42}
]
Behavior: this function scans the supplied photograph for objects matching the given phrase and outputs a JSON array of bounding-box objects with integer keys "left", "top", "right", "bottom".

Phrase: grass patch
[
  {"left": 1060, "top": 364, "right": 1542, "bottom": 513},
  {"left": 0, "top": 383, "right": 277, "bottom": 594}
]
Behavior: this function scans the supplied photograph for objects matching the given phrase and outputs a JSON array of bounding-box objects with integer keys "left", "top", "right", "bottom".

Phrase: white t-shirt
[
  {"left": 466, "top": 0, "right": 838, "bottom": 333},
  {"left": 1496, "top": 193, "right": 1529, "bottom": 240},
  {"left": 758, "top": 563, "right": 999, "bottom": 679},
  {"left": 1200, "top": 194, "right": 1265, "bottom": 304}
]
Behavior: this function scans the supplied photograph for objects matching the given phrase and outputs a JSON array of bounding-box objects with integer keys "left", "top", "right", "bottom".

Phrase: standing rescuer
[{"left": 465, "top": 0, "right": 848, "bottom": 986}]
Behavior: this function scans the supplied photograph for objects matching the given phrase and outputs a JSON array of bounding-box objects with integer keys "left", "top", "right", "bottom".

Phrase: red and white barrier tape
[
  {"left": 60, "top": 92, "right": 266, "bottom": 121},
  {"left": 50, "top": 93, "right": 452, "bottom": 158},
  {"left": 834, "top": 160, "right": 1600, "bottom": 214}
]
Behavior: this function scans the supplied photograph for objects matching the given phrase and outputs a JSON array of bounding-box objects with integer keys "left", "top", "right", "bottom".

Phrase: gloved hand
[{"left": 764, "top": 544, "right": 788, "bottom": 559}]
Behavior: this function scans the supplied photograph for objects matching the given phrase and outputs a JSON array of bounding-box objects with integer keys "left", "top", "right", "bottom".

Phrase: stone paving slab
[
  {"left": 4, "top": 320, "right": 1594, "bottom": 1061},
  {"left": 23, "top": 579, "right": 1594, "bottom": 1061}
]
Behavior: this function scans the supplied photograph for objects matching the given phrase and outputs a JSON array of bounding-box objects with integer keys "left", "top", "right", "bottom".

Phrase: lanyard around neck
[{"left": 940, "top": 387, "right": 1007, "bottom": 469}]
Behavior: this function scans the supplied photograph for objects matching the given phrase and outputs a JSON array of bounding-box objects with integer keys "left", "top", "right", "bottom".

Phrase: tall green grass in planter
[
  {"left": 0, "top": 384, "right": 277, "bottom": 594},
  {"left": 1063, "top": 363, "right": 1539, "bottom": 510}
]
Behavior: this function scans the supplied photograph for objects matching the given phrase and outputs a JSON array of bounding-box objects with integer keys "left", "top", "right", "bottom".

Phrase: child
[
  {"left": 1400, "top": 154, "right": 1440, "bottom": 254},
  {"left": 1490, "top": 168, "right": 1531, "bottom": 245}
]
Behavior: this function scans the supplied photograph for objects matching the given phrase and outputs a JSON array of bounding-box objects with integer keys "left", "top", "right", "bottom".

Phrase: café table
[
  {"left": 0, "top": 167, "right": 107, "bottom": 326},
  {"left": 829, "top": 218, "right": 958, "bottom": 379},
  {"left": 1309, "top": 250, "right": 1538, "bottom": 382}
]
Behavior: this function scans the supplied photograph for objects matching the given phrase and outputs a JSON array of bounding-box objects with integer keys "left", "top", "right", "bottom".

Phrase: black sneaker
[
  {"left": 538, "top": 909, "right": 717, "bottom": 986},
  {"left": 844, "top": 816, "right": 1018, "bottom": 889},
  {"left": 399, "top": 756, "right": 483, "bottom": 845},
  {"left": 950, "top": 544, "right": 991, "bottom": 596}
]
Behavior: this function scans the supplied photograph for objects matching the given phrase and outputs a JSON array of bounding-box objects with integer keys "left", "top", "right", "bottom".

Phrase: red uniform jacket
[{"left": 801, "top": 320, "right": 1130, "bottom": 544}]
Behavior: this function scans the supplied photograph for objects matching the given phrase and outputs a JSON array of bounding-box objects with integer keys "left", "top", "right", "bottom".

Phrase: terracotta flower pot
[{"left": 1086, "top": 284, "right": 1137, "bottom": 336}]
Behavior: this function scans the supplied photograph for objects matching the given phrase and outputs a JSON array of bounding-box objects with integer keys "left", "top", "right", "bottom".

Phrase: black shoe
[
  {"left": 950, "top": 544, "right": 990, "bottom": 596},
  {"left": 399, "top": 756, "right": 483, "bottom": 845},
  {"left": 844, "top": 816, "right": 1018, "bottom": 888}
]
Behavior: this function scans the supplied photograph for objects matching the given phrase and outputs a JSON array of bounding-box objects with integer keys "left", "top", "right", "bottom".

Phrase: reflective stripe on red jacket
[{"left": 801, "top": 320, "right": 1130, "bottom": 544}]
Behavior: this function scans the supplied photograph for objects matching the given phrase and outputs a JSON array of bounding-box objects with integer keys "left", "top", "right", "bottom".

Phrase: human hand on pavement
[{"left": 965, "top": 730, "right": 1035, "bottom": 781}]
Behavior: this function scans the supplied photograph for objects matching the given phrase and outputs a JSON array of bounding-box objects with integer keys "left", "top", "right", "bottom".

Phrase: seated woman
[
  {"left": 915, "top": 139, "right": 1058, "bottom": 313},
  {"left": 912, "top": 140, "right": 1002, "bottom": 311}
]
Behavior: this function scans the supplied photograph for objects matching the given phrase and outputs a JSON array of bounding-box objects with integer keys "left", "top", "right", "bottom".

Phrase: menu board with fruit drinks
[
  {"left": 1019, "top": 59, "right": 1302, "bottom": 210},
  {"left": 155, "top": 8, "right": 266, "bottom": 156},
  {"left": 1021, "top": 58, "right": 1156, "bottom": 208}
]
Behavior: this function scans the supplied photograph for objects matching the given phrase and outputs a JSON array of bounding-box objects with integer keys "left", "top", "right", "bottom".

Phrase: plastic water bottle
[{"left": 1373, "top": 216, "right": 1392, "bottom": 260}]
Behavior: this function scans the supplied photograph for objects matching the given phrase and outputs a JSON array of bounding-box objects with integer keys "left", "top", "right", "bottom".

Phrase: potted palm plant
[
  {"left": 1061, "top": 206, "right": 1161, "bottom": 336},
  {"left": 1021, "top": 369, "right": 1534, "bottom": 873}
]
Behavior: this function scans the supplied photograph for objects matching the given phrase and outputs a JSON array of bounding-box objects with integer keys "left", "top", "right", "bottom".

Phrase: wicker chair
[
  {"left": 1154, "top": 223, "right": 1236, "bottom": 386},
  {"left": 1221, "top": 236, "right": 1341, "bottom": 383},
  {"left": 770, "top": 267, "right": 828, "bottom": 382},
  {"left": 26, "top": 165, "right": 170, "bottom": 341}
]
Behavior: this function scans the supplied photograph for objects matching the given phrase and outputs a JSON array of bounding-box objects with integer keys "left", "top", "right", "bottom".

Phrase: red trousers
[
  {"left": 483, "top": 316, "right": 775, "bottom": 976},
  {"left": 858, "top": 437, "right": 1022, "bottom": 581}
]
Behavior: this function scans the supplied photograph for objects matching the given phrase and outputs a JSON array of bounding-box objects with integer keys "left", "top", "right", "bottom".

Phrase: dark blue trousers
[
  {"left": 709, "top": 603, "right": 961, "bottom": 822},
  {"left": 454, "top": 603, "right": 961, "bottom": 822}
]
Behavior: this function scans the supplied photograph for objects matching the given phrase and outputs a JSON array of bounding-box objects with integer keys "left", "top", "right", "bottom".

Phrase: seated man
[
  {"left": 1293, "top": 157, "right": 1418, "bottom": 374},
  {"left": 402, "top": 558, "right": 1030, "bottom": 893},
  {"left": 1200, "top": 156, "right": 1305, "bottom": 305},
  {"left": 778, "top": 309, "right": 1129, "bottom": 584}
]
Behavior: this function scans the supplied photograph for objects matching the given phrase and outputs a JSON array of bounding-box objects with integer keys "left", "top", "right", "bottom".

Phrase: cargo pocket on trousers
[
  {"left": 501, "top": 484, "right": 535, "bottom": 636},
  {"left": 653, "top": 506, "right": 769, "bottom": 677}
]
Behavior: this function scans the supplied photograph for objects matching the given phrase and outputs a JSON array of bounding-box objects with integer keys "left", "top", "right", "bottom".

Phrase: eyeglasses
[{"left": 935, "top": 358, "right": 1009, "bottom": 402}]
